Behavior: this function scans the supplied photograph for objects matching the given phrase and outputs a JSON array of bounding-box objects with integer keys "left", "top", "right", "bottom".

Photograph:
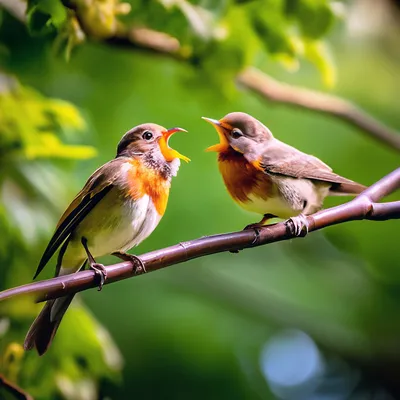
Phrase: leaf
[
  {"left": 0, "top": 74, "right": 96, "bottom": 247},
  {"left": 291, "top": 0, "right": 335, "bottom": 39},
  {"left": 0, "top": 76, "right": 95, "bottom": 162},
  {"left": 245, "top": 0, "right": 297, "bottom": 57},
  {"left": 45, "top": 100, "right": 86, "bottom": 131},
  {"left": 191, "top": 5, "right": 258, "bottom": 97},
  {"left": 304, "top": 39, "right": 336, "bottom": 87},
  {"left": 160, "top": 0, "right": 219, "bottom": 40},
  {"left": 24, "top": 134, "right": 97, "bottom": 160},
  {"left": 26, "top": 0, "right": 67, "bottom": 36}
]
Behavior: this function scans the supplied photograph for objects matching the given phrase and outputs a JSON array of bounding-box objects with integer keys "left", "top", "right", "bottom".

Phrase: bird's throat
[{"left": 127, "top": 159, "right": 170, "bottom": 216}]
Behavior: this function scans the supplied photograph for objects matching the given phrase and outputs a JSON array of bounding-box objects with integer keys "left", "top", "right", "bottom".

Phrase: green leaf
[
  {"left": 0, "top": 74, "right": 96, "bottom": 246},
  {"left": 26, "top": 0, "right": 67, "bottom": 36},
  {"left": 304, "top": 39, "right": 336, "bottom": 87},
  {"left": 0, "top": 76, "right": 94, "bottom": 161},
  {"left": 245, "top": 0, "right": 296, "bottom": 57},
  {"left": 292, "top": 0, "right": 335, "bottom": 38}
]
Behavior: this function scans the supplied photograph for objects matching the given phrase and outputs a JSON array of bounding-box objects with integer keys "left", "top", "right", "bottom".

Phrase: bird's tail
[
  {"left": 24, "top": 252, "right": 86, "bottom": 356},
  {"left": 329, "top": 181, "right": 367, "bottom": 196},
  {"left": 24, "top": 294, "right": 75, "bottom": 356}
]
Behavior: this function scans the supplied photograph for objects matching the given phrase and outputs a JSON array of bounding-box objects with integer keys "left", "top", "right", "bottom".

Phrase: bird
[
  {"left": 24, "top": 123, "right": 189, "bottom": 355},
  {"left": 203, "top": 112, "right": 366, "bottom": 233}
]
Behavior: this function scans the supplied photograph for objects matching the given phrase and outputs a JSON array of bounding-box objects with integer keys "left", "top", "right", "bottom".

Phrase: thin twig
[
  {"left": 237, "top": 68, "right": 400, "bottom": 151},
  {"left": 0, "top": 168, "right": 398, "bottom": 304}
]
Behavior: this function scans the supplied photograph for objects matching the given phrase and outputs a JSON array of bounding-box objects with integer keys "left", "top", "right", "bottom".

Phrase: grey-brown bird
[
  {"left": 203, "top": 112, "right": 366, "bottom": 231},
  {"left": 24, "top": 123, "right": 189, "bottom": 355}
]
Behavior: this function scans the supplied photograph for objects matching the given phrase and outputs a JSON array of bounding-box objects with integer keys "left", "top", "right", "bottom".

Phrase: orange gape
[
  {"left": 127, "top": 159, "right": 170, "bottom": 216},
  {"left": 218, "top": 149, "right": 273, "bottom": 203}
]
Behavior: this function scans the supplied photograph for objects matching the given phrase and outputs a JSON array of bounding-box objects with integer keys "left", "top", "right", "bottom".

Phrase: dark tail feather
[
  {"left": 329, "top": 181, "right": 367, "bottom": 196},
  {"left": 24, "top": 295, "right": 75, "bottom": 356}
]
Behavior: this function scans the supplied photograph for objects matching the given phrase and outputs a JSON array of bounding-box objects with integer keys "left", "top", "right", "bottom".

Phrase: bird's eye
[
  {"left": 230, "top": 129, "right": 243, "bottom": 139},
  {"left": 142, "top": 131, "right": 153, "bottom": 141}
]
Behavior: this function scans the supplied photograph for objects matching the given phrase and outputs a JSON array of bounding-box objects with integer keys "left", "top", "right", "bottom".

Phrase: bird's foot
[
  {"left": 243, "top": 214, "right": 278, "bottom": 246},
  {"left": 243, "top": 222, "right": 265, "bottom": 231},
  {"left": 90, "top": 263, "right": 107, "bottom": 291},
  {"left": 243, "top": 214, "right": 277, "bottom": 232},
  {"left": 112, "top": 252, "right": 146, "bottom": 274},
  {"left": 288, "top": 214, "right": 309, "bottom": 237}
]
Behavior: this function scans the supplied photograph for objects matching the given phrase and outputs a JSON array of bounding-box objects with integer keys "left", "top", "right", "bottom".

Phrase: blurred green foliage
[
  {"left": 26, "top": 0, "right": 337, "bottom": 85},
  {"left": 0, "top": 75, "right": 93, "bottom": 159},
  {"left": 0, "top": 73, "right": 95, "bottom": 251},
  {"left": 0, "top": 0, "right": 399, "bottom": 399}
]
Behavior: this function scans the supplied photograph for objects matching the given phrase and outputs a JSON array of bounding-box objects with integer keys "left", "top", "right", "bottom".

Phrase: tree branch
[
  {"left": 106, "top": 27, "right": 400, "bottom": 152},
  {"left": 237, "top": 68, "right": 400, "bottom": 151},
  {"left": 102, "top": 33, "right": 400, "bottom": 152},
  {"left": 0, "top": 167, "right": 398, "bottom": 304}
]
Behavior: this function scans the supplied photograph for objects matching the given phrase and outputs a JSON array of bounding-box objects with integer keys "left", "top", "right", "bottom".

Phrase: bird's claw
[
  {"left": 132, "top": 256, "right": 146, "bottom": 275},
  {"left": 243, "top": 222, "right": 264, "bottom": 231},
  {"left": 90, "top": 263, "right": 107, "bottom": 291},
  {"left": 113, "top": 252, "right": 146, "bottom": 274},
  {"left": 251, "top": 228, "right": 261, "bottom": 245},
  {"left": 230, "top": 224, "right": 262, "bottom": 254},
  {"left": 125, "top": 254, "right": 146, "bottom": 274},
  {"left": 288, "top": 214, "right": 309, "bottom": 237}
]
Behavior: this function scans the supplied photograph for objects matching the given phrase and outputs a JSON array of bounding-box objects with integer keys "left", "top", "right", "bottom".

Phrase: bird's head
[
  {"left": 203, "top": 112, "right": 273, "bottom": 156},
  {"left": 116, "top": 123, "right": 190, "bottom": 167}
]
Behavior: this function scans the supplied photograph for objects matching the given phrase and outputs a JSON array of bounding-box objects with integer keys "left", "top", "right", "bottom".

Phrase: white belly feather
[
  {"left": 239, "top": 193, "right": 298, "bottom": 219},
  {"left": 238, "top": 178, "right": 330, "bottom": 219},
  {"left": 61, "top": 188, "right": 161, "bottom": 272}
]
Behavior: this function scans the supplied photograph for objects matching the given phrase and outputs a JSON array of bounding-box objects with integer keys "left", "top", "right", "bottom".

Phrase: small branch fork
[{"left": 0, "top": 168, "right": 398, "bottom": 304}]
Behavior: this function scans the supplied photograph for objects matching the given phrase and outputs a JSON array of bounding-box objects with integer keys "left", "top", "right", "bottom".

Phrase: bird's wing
[
  {"left": 253, "top": 140, "right": 364, "bottom": 187},
  {"left": 33, "top": 158, "right": 128, "bottom": 279}
]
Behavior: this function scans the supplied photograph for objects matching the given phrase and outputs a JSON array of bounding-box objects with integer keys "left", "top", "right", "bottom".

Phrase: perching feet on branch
[
  {"left": 113, "top": 251, "right": 146, "bottom": 274},
  {"left": 81, "top": 237, "right": 108, "bottom": 291},
  {"left": 288, "top": 214, "right": 309, "bottom": 237}
]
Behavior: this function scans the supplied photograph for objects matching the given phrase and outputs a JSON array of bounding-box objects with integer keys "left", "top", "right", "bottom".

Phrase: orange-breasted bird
[
  {"left": 24, "top": 123, "right": 189, "bottom": 355},
  {"left": 203, "top": 112, "right": 366, "bottom": 233}
]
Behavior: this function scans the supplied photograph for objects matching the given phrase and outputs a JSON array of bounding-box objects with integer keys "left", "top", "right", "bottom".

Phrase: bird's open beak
[
  {"left": 202, "top": 117, "right": 230, "bottom": 152},
  {"left": 159, "top": 127, "right": 190, "bottom": 163}
]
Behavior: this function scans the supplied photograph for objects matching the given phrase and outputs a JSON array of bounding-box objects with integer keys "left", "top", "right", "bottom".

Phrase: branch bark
[
  {"left": 0, "top": 167, "right": 399, "bottom": 304},
  {"left": 237, "top": 68, "right": 400, "bottom": 151}
]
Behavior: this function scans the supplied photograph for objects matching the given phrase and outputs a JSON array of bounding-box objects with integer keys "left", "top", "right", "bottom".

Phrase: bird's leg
[
  {"left": 243, "top": 213, "right": 278, "bottom": 246},
  {"left": 81, "top": 237, "right": 107, "bottom": 291},
  {"left": 229, "top": 214, "right": 278, "bottom": 253},
  {"left": 112, "top": 251, "right": 146, "bottom": 274},
  {"left": 288, "top": 213, "right": 309, "bottom": 237},
  {"left": 243, "top": 213, "right": 277, "bottom": 231}
]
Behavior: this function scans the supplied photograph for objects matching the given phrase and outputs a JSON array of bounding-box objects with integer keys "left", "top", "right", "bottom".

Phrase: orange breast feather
[
  {"left": 218, "top": 150, "right": 273, "bottom": 203},
  {"left": 127, "top": 160, "right": 170, "bottom": 216}
]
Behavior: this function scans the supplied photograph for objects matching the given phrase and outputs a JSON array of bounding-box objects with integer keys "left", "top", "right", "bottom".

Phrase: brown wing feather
[
  {"left": 255, "top": 140, "right": 366, "bottom": 192},
  {"left": 33, "top": 158, "right": 128, "bottom": 279}
]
